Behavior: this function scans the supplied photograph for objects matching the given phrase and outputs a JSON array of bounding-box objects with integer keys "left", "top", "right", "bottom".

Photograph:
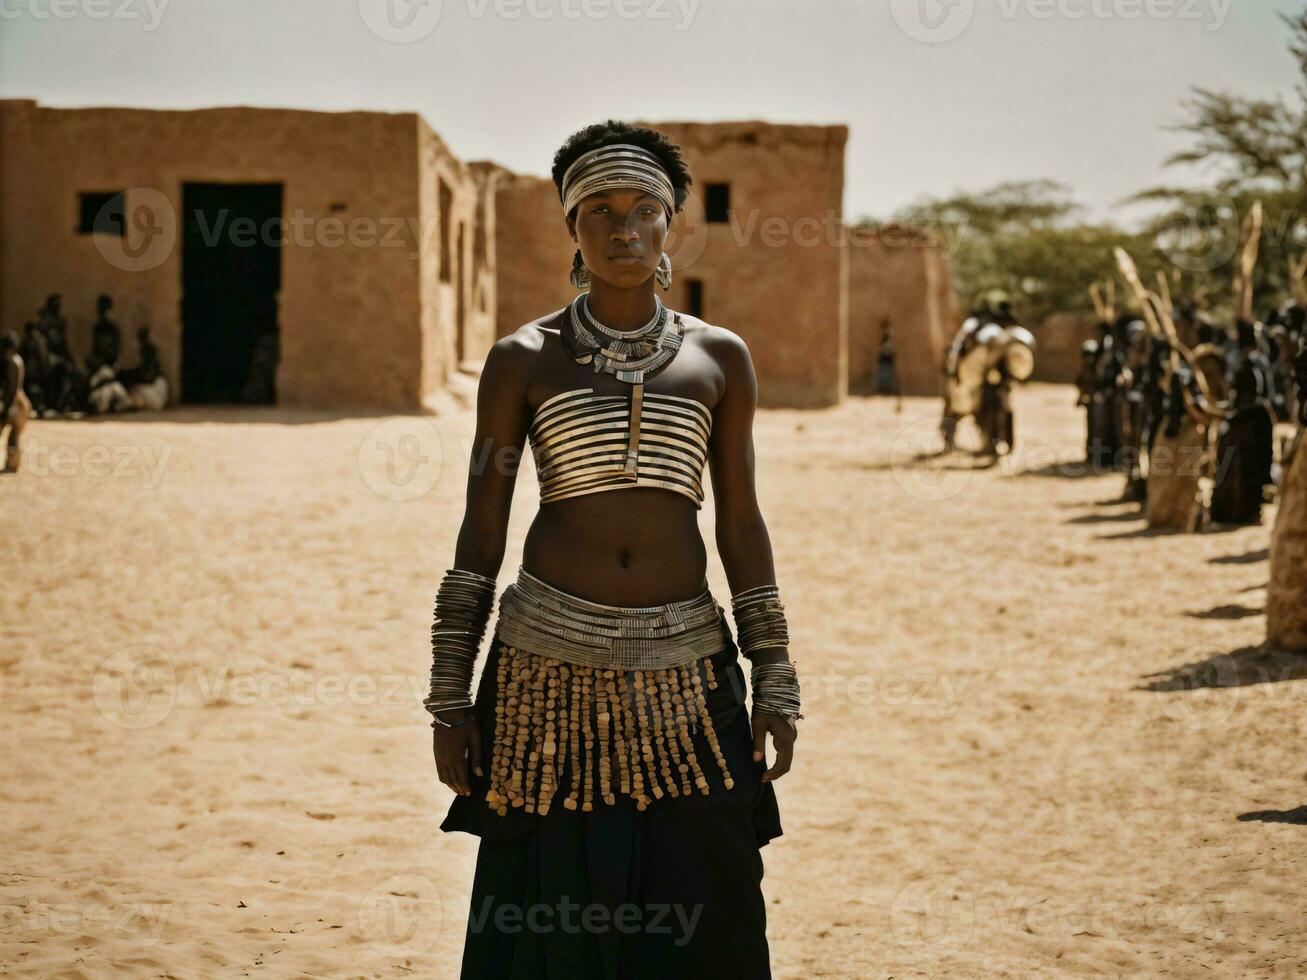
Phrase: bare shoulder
[
  {"left": 486, "top": 313, "right": 561, "bottom": 373},
  {"left": 680, "top": 314, "right": 754, "bottom": 382},
  {"left": 476, "top": 322, "right": 546, "bottom": 408}
]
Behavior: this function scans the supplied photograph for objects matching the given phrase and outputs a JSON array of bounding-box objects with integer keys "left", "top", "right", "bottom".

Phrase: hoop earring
[
  {"left": 655, "top": 252, "right": 673, "bottom": 291},
  {"left": 570, "top": 249, "right": 591, "bottom": 290}
]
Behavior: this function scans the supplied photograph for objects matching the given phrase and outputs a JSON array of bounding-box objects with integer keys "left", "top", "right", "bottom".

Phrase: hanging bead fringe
[{"left": 484, "top": 644, "right": 735, "bottom": 816}]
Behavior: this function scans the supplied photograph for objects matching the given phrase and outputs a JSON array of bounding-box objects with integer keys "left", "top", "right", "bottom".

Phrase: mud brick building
[{"left": 1, "top": 101, "right": 957, "bottom": 410}]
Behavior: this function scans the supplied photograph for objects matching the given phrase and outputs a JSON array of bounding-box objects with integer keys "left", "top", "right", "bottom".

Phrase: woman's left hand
[{"left": 752, "top": 711, "right": 797, "bottom": 783}]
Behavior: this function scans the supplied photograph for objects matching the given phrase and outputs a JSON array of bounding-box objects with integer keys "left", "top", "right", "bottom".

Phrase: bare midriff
[{"left": 521, "top": 486, "right": 709, "bottom": 606}]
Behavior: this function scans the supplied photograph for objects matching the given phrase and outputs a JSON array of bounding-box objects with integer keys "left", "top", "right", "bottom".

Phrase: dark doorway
[{"left": 181, "top": 182, "right": 283, "bottom": 404}]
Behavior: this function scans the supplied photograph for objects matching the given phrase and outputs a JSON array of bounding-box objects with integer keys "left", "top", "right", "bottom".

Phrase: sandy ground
[{"left": 2, "top": 381, "right": 1304, "bottom": 979}]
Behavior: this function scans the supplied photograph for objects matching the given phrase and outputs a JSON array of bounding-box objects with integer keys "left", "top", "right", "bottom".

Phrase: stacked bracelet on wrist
[
  {"left": 730, "top": 584, "right": 802, "bottom": 725},
  {"left": 424, "top": 567, "right": 497, "bottom": 724},
  {"left": 750, "top": 661, "right": 803, "bottom": 724}
]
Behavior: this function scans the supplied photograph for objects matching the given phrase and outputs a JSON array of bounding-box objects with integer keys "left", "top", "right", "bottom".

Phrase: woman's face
[{"left": 568, "top": 187, "right": 669, "bottom": 289}]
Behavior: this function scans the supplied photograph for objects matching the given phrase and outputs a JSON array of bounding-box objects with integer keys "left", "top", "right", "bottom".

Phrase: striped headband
[{"left": 560, "top": 143, "right": 677, "bottom": 219}]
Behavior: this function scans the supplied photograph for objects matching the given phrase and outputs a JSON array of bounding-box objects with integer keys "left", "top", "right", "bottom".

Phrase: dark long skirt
[
  {"left": 1087, "top": 393, "right": 1120, "bottom": 469},
  {"left": 440, "top": 608, "right": 783, "bottom": 980},
  {"left": 1211, "top": 406, "right": 1275, "bottom": 525}
]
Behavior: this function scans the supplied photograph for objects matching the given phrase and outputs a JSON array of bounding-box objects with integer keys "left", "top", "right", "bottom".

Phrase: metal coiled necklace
[
  {"left": 564, "top": 292, "right": 686, "bottom": 385},
  {"left": 560, "top": 292, "right": 691, "bottom": 477}
]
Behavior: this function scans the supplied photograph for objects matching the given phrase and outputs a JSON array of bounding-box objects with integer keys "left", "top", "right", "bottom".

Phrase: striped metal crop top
[{"left": 527, "top": 386, "right": 713, "bottom": 508}]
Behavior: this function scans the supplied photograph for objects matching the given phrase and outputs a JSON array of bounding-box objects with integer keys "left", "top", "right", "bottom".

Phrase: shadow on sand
[
  {"left": 1013, "top": 458, "right": 1109, "bottom": 480},
  {"left": 1097, "top": 521, "right": 1247, "bottom": 541},
  {"left": 1210, "top": 549, "right": 1270, "bottom": 565},
  {"left": 856, "top": 451, "right": 1001, "bottom": 473},
  {"left": 1138, "top": 646, "right": 1307, "bottom": 693},
  {"left": 1238, "top": 806, "right": 1307, "bottom": 825},
  {"left": 1066, "top": 510, "right": 1144, "bottom": 525},
  {"left": 1185, "top": 604, "right": 1263, "bottom": 621},
  {"left": 1095, "top": 525, "right": 1181, "bottom": 541}
]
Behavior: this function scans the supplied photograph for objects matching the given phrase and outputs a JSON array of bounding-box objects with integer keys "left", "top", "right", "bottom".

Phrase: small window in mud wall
[
  {"left": 685, "top": 278, "right": 705, "bottom": 318},
  {"left": 78, "top": 191, "right": 126, "bottom": 236},
  {"left": 439, "top": 178, "right": 453, "bottom": 283},
  {"left": 705, "top": 183, "right": 730, "bottom": 223}
]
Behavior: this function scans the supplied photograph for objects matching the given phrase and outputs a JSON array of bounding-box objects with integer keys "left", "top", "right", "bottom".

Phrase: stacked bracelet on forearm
[
  {"left": 732, "top": 585, "right": 790, "bottom": 654},
  {"left": 731, "top": 585, "right": 803, "bottom": 723},
  {"left": 424, "top": 568, "right": 497, "bottom": 718}
]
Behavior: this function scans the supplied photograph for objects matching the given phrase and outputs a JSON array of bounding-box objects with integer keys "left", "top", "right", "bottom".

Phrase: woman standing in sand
[
  {"left": 424, "top": 120, "right": 801, "bottom": 978},
  {"left": 1, "top": 330, "right": 31, "bottom": 473}
]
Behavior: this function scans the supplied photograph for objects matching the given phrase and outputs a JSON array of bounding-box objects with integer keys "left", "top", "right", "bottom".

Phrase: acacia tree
[
  {"left": 1131, "top": 9, "right": 1307, "bottom": 314},
  {"left": 855, "top": 9, "right": 1307, "bottom": 327},
  {"left": 856, "top": 180, "right": 1156, "bottom": 326}
]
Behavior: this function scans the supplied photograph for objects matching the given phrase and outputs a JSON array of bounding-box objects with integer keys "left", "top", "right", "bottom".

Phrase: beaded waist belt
[
  {"left": 494, "top": 566, "right": 728, "bottom": 671},
  {"left": 484, "top": 566, "right": 736, "bottom": 817}
]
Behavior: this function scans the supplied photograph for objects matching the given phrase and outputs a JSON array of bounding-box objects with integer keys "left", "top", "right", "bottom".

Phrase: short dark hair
[
  {"left": 551, "top": 120, "right": 693, "bottom": 217},
  {"left": 1, "top": 330, "right": 18, "bottom": 352}
]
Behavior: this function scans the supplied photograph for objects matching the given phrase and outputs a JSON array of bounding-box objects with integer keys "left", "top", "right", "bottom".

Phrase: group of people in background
[
  {"left": 22, "top": 293, "right": 168, "bottom": 415},
  {"left": 1072, "top": 253, "right": 1307, "bottom": 652},
  {"left": 1076, "top": 298, "right": 1305, "bottom": 529},
  {"left": 0, "top": 292, "right": 169, "bottom": 474}
]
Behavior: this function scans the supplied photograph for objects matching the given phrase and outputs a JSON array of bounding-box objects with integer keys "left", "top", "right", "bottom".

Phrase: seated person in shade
[
  {"left": 118, "top": 326, "right": 169, "bottom": 412},
  {"left": 86, "top": 294, "right": 123, "bottom": 375}
]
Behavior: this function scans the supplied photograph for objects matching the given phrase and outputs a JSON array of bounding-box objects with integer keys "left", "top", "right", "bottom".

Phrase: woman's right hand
[{"left": 432, "top": 709, "right": 483, "bottom": 797}]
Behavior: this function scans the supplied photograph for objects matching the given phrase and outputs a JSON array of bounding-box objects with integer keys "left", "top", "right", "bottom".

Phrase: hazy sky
[{"left": 2, "top": 0, "right": 1302, "bottom": 224}]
